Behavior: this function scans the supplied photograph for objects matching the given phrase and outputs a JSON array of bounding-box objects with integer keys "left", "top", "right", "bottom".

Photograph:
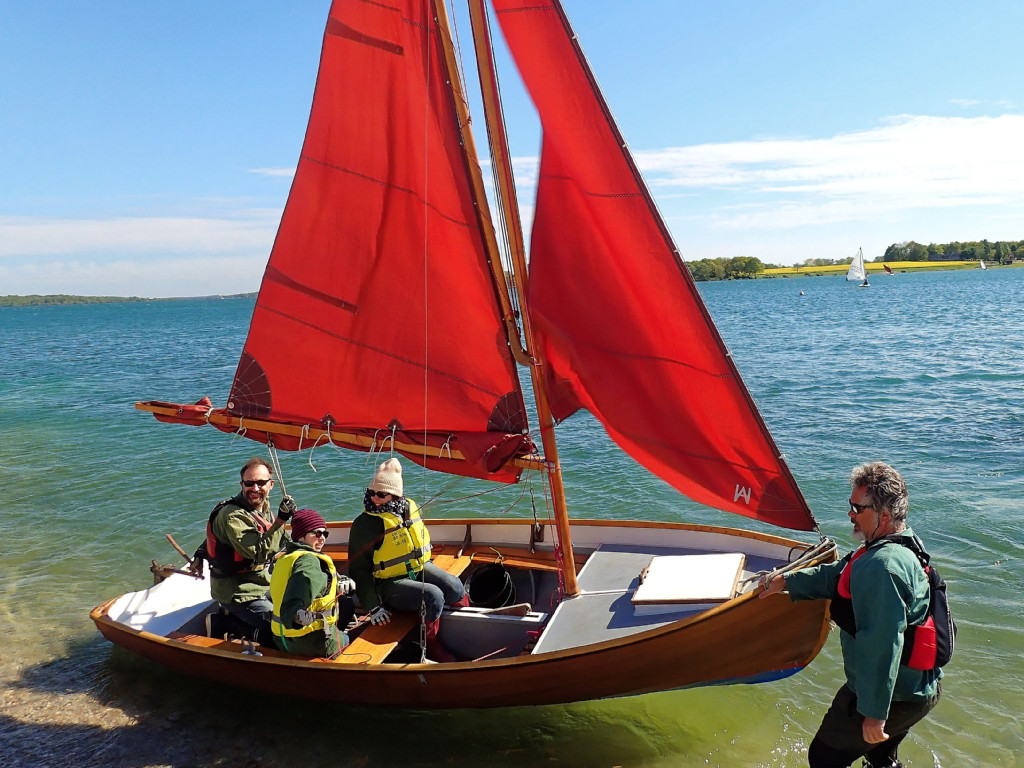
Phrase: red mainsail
[
  {"left": 494, "top": 0, "right": 815, "bottom": 528},
  {"left": 222, "top": 0, "right": 529, "bottom": 480}
]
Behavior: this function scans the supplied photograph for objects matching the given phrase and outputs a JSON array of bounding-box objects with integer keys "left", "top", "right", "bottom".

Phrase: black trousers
[{"left": 807, "top": 682, "right": 941, "bottom": 767}]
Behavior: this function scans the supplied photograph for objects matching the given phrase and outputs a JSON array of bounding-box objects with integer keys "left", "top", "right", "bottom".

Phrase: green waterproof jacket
[
  {"left": 207, "top": 493, "right": 286, "bottom": 605},
  {"left": 270, "top": 540, "right": 344, "bottom": 658},
  {"left": 784, "top": 526, "right": 941, "bottom": 720}
]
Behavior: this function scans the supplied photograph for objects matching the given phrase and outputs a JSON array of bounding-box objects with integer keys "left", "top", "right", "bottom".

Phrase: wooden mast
[
  {"left": 463, "top": 0, "right": 578, "bottom": 595},
  {"left": 429, "top": 0, "right": 530, "bottom": 366}
]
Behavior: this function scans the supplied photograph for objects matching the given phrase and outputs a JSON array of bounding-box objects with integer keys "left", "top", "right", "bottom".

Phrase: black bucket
[{"left": 468, "top": 563, "right": 517, "bottom": 609}]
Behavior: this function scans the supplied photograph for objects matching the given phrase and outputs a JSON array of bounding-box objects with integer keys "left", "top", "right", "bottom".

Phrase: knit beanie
[
  {"left": 368, "top": 457, "right": 404, "bottom": 497},
  {"left": 290, "top": 508, "right": 327, "bottom": 541}
]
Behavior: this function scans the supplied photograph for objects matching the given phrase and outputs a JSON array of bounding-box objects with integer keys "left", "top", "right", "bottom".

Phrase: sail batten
[{"left": 493, "top": 0, "right": 815, "bottom": 530}]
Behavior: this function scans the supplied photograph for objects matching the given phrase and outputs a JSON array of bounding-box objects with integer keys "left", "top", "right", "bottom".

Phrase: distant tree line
[
  {"left": 685, "top": 238, "right": 1022, "bottom": 281},
  {"left": 685, "top": 256, "right": 765, "bottom": 281},
  {"left": 0, "top": 293, "right": 258, "bottom": 307},
  {"left": 793, "top": 257, "right": 849, "bottom": 267},
  {"left": 0, "top": 294, "right": 148, "bottom": 307},
  {"left": 882, "top": 239, "right": 1021, "bottom": 264}
]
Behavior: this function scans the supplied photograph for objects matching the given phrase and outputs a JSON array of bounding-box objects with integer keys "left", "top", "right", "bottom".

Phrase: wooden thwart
[
  {"left": 168, "top": 632, "right": 293, "bottom": 659},
  {"left": 330, "top": 613, "right": 418, "bottom": 665},
  {"left": 328, "top": 552, "right": 473, "bottom": 665},
  {"left": 324, "top": 544, "right": 585, "bottom": 574},
  {"left": 432, "top": 553, "right": 473, "bottom": 576}
]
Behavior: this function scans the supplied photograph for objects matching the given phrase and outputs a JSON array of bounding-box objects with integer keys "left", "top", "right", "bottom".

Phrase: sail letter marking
[{"left": 734, "top": 485, "right": 752, "bottom": 504}]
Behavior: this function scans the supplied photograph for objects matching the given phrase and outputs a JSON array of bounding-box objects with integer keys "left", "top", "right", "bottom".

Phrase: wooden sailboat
[{"left": 92, "top": 0, "right": 837, "bottom": 709}]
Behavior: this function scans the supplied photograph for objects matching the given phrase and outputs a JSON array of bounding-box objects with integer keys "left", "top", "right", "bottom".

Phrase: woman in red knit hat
[{"left": 269, "top": 508, "right": 353, "bottom": 658}]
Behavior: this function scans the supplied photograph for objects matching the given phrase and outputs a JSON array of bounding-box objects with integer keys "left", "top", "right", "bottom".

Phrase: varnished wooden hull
[{"left": 91, "top": 519, "right": 835, "bottom": 709}]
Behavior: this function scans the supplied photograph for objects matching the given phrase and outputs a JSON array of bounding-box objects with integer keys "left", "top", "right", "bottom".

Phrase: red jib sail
[
  {"left": 494, "top": 0, "right": 815, "bottom": 529},
  {"left": 221, "top": 0, "right": 529, "bottom": 480}
]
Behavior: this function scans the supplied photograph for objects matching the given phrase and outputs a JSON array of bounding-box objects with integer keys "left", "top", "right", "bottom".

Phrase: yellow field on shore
[{"left": 763, "top": 260, "right": 989, "bottom": 277}]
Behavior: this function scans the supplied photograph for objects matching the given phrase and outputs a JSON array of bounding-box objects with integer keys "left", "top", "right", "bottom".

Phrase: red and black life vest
[
  {"left": 200, "top": 499, "right": 273, "bottom": 577},
  {"left": 829, "top": 533, "right": 955, "bottom": 671}
]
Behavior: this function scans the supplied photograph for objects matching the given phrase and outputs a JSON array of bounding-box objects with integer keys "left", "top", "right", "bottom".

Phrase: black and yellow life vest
[
  {"left": 269, "top": 549, "right": 339, "bottom": 639},
  {"left": 368, "top": 499, "right": 432, "bottom": 580}
]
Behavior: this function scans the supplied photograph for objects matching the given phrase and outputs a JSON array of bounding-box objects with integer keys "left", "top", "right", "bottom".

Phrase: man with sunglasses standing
[
  {"left": 199, "top": 456, "right": 295, "bottom": 642},
  {"left": 760, "top": 462, "right": 942, "bottom": 768}
]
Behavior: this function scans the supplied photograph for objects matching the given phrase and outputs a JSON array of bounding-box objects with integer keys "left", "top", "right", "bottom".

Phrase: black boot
[{"left": 862, "top": 758, "right": 903, "bottom": 768}]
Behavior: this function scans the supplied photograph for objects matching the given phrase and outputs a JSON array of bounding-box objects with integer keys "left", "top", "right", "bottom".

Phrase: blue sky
[{"left": 3, "top": 1, "right": 1023, "bottom": 297}]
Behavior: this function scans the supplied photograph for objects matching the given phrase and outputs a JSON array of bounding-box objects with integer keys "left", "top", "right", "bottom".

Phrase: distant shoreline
[
  {"left": 3, "top": 262, "right": 1019, "bottom": 305},
  {"left": 761, "top": 260, "right": 1021, "bottom": 278},
  {"left": 0, "top": 293, "right": 257, "bottom": 308}
]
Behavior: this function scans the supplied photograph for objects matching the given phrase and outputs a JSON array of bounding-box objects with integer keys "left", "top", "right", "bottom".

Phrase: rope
[
  {"left": 266, "top": 441, "right": 287, "bottom": 498},
  {"left": 740, "top": 537, "right": 839, "bottom": 588}
]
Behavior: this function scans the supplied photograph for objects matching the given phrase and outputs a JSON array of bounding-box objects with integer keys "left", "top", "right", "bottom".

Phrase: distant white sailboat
[
  {"left": 846, "top": 247, "right": 869, "bottom": 287},
  {"left": 979, "top": 260, "right": 987, "bottom": 270}
]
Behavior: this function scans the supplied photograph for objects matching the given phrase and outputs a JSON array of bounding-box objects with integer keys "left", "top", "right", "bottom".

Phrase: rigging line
[
  {"left": 365, "top": 424, "right": 399, "bottom": 472},
  {"left": 307, "top": 431, "right": 330, "bottom": 473},
  {"left": 446, "top": 0, "right": 471, "bottom": 104},
  {"left": 388, "top": 422, "right": 398, "bottom": 459},
  {"left": 427, "top": 477, "right": 521, "bottom": 507},
  {"left": 535, "top": 464, "right": 566, "bottom": 606},
  {"left": 266, "top": 441, "right": 287, "bottom": 498},
  {"left": 485, "top": 71, "right": 520, "bottom": 322},
  {"left": 740, "top": 538, "right": 838, "bottom": 588},
  {"left": 472, "top": 0, "right": 526, "bottom": 336},
  {"left": 365, "top": 428, "right": 389, "bottom": 471}
]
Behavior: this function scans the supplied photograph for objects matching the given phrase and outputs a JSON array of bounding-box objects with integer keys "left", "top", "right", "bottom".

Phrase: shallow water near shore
[{"left": 2, "top": 267, "right": 1022, "bottom": 767}]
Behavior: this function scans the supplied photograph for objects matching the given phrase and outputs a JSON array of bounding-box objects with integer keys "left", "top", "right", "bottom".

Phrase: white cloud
[
  {"left": 638, "top": 115, "right": 1024, "bottom": 200},
  {"left": 248, "top": 167, "right": 296, "bottom": 178},
  {"left": 0, "top": 214, "right": 278, "bottom": 258},
  {"left": 0, "top": 254, "right": 267, "bottom": 298},
  {"left": 632, "top": 114, "right": 1024, "bottom": 239},
  {"left": 5, "top": 114, "right": 1022, "bottom": 290}
]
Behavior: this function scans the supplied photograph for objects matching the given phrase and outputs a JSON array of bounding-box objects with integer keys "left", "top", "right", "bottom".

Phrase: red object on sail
[
  {"left": 494, "top": 0, "right": 815, "bottom": 528},
  {"left": 223, "top": 0, "right": 529, "bottom": 480}
]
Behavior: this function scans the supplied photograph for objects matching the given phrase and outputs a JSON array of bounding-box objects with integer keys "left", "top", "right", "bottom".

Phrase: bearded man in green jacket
[{"left": 760, "top": 462, "right": 941, "bottom": 768}]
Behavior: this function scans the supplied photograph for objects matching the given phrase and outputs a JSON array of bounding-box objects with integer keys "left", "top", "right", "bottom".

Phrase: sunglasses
[
  {"left": 849, "top": 500, "right": 875, "bottom": 515},
  {"left": 368, "top": 490, "right": 392, "bottom": 500},
  {"left": 242, "top": 478, "right": 272, "bottom": 488},
  {"left": 309, "top": 529, "right": 329, "bottom": 539}
]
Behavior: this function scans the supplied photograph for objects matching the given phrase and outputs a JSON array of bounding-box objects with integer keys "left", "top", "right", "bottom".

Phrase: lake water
[{"left": 2, "top": 267, "right": 1022, "bottom": 767}]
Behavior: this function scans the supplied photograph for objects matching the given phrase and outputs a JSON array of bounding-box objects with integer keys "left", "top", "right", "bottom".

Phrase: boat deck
[{"left": 531, "top": 543, "right": 774, "bottom": 654}]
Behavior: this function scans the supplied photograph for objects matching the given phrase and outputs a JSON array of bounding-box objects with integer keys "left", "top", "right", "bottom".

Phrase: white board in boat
[{"left": 631, "top": 553, "right": 745, "bottom": 615}]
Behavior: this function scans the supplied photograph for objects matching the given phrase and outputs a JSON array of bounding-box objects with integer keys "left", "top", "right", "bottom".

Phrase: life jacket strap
[{"left": 372, "top": 544, "right": 432, "bottom": 574}]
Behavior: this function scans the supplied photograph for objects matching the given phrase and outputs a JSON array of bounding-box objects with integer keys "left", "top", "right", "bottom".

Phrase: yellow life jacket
[
  {"left": 269, "top": 549, "right": 339, "bottom": 639},
  {"left": 369, "top": 499, "right": 432, "bottom": 580}
]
